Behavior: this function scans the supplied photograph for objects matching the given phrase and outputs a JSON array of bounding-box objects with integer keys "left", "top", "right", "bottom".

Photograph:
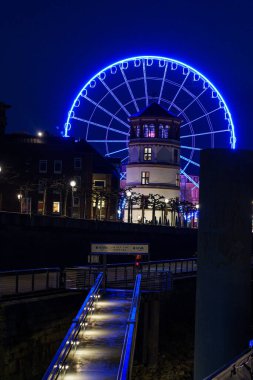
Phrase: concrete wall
[
  {"left": 0, "top": 291, "right": 84, "bottom": 380},
  {"left": 0, "top": 212, "right": 198, "bottom": 270}
]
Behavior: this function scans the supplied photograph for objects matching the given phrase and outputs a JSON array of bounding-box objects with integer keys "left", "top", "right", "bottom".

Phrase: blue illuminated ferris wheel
[{"left": 64, "top": 56, "right": 236, "bottom": 187}]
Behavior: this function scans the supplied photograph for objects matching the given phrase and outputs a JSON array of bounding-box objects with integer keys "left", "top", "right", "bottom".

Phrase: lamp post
[
  {"left": 17, "top": 193, "right": 23, "bottom": 213},
  {"left": 126, "top": 190, "right": 132, "bottom": 223},
  {"left": 164, "top": 198, "right": 169, "bottom": 225},
  {"left": 70, "top": 180, "right": 77, "bottom": 218}
]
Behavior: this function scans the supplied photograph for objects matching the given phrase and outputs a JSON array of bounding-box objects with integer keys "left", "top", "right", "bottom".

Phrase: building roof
[{"left": 129, "top": 102, "right": 179, "bottom": 120}]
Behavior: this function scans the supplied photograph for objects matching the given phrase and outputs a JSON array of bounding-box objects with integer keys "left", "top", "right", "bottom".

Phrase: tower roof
[{"left": 129, "top": 103, "right": 179, "bottom": 120}]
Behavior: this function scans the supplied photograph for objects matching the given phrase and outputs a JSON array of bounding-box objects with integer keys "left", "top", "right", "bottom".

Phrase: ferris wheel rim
[{"left": 64, "top": 55, "right": 236, "bottom": 149}]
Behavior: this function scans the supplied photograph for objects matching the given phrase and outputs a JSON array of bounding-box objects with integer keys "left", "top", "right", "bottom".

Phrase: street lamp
[
  {"left": 164, "top": 198, "right": 169, "bottom": 225},
  {"left": 17, "top": 193, "right": 23, "bottom": 213},
  {"left": 70, "top": 180, "right": 77, "bottom": 218},
  {"left": 126, "top": 190, "right": 132, "bottom": 223}
]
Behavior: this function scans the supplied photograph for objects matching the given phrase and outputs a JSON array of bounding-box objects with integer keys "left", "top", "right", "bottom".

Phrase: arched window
[
  {"left": 135, "top": 125, "right": 140, "bottom": 137},
  {"left": 159, "top": 124, "right": 164, "bottom": 138},
  {"left": 143, "top": 124, "right": 149, "bottom": 138},
  {"left": 164, "top": 125, "right": 169, "bottom": 139},
  {"left": 148, "top": 124, "right": 155, "bottom": 138}
]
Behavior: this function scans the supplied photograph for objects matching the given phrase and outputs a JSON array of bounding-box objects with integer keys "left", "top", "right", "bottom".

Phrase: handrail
[
  {"left": 42, "top": 272, "right": 103, "bottom": 380},
  {"left": 0, "top": 267, "right": 60, "bottom": 276},
  {"left": 117, "top": 274, "right": 142, "bottom": 380},
  {"left": 203, "top": 348, "right": 252, "bottom": 379},
  {"left": 99, "top": 257, "right": 197, "bottom": 268}
]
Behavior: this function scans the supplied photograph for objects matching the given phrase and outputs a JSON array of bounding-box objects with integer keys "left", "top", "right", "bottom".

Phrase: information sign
[{"left": 91, "top": 243, "right": 149, "bottom": 255}]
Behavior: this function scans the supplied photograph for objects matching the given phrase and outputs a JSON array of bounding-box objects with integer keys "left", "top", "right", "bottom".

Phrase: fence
[
  {"left": 0, "top": 268, "right": 61, "bottom": 297},
  {"left": 64, "top": 258, "right": 196, "bottom": 291}
]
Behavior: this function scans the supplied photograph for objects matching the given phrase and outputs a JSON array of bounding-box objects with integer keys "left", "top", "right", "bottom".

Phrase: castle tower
[{"left": 125, "top": 103, "right": 181, "bottom": 224}]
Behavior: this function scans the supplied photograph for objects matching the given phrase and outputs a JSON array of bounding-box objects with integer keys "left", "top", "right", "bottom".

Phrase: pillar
[{"left": 194, "top": 149, "right": 253, "bottom": 380}]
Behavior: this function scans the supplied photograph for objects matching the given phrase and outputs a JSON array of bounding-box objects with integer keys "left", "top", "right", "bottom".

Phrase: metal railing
[
  {"left": 204, "top": 348, "right": 253, "bottom": 379},
  {"left": 0, "top": 267, "right": 61, "bottom": 297},
  {"left": 117, "top": 274, "right": 142, "bottom": 380},
  {"left": 64, "top": 258, "right": 196, "bottom": 291},
  {"left": 42, "top": 272, "right": 103, "bottom": 380}
]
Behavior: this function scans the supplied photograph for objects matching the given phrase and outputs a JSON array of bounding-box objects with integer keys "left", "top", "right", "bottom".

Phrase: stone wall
[{"left": 0, "top": 291, "right": 85, "bottom": 380}]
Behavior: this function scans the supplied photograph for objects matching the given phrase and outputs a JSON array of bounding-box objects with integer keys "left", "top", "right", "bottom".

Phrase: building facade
[
  {"left": 124, "top": 103, "right": 181, "bottom": 224},
  {"left": 0, "top": 132, "right": 120, "bottom": 220}
]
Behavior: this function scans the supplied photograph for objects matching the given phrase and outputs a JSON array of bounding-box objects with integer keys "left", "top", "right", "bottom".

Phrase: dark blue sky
[{"left": 1, "top": 0, "right": 253, "bottom": 149}]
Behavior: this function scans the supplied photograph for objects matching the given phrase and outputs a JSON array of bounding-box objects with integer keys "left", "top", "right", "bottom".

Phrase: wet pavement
[{"left": 63, "top": 290, "right": 132, "bottom": 380}]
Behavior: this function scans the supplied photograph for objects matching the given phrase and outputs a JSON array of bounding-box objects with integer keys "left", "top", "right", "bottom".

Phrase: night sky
[{"left": 1, "top": 0, "right": 253, "bottom": 150}]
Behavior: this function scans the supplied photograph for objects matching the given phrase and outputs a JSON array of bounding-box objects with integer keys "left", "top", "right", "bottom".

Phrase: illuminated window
[
  {"left": 144, "top": 147, "right": 152, "bottom": 160},
  {"left": 37, "top": 201, "right": 44, "bottom": 214},
  {"left": 98, "top": 198, "right": 105, "bottom": 208},
  {"left": 93, "top": 198, "right": 105, "bottom": 208},
  {"left": 74, "top": 157, "right": 82, "bottom": 169},
  {"left": 39, "top": 160, "right": 47, "bottom": 173},
  {"left": 53, "top": 201, "right": 60, "bottom": 213},
  {"left": 54, "top": 160, "right": 62, "bottom": 174},
  {"left": 141, "top": 171, "right": 150, "bottom": 184},
  {"left": 143, "top": 124, "right": 149, "bottom": 138},
  {"left": 143, "top": 124, "right": 155, "bottom": 138},
  {"left": 148, "top": 124, "right": 155, "bottom": 137}
]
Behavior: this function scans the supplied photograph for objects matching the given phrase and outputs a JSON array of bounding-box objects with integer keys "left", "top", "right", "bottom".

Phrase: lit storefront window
[{"left": 53, "top": 201, "right": 60, "bottom": 213}]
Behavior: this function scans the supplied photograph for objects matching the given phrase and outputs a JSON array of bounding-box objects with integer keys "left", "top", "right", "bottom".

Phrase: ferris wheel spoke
[
  {"left": 84, "top": 95, "right": 130, "bottom": 129},
  {"left": 168, "top": 72, "right": 190, "bottom": 111},
  {"left": 121, "top": 155, "right": 129, "bottom": 162},
  {"left": 105, "top": 147, "right": 129, "bottom": 157},
  {"left": 120, "top": 66, "right": 139, "bottom": 112},
  {"left": 180, "top": 169, "right": 199, "bottom": 188},
  {"left": 177, "top": 88, "right": 208, "bottom": 116},
  {"left": 181, "top": 145, "right": 201, "bottom": 151},
  {"left": 158, "top": 62, "right": 168, "bottom": 104},
  {"left": 142, "top": 59, "right": 148, "bottom": 107},
  {"left": 99, "top": 78, "right": 131, "bottom": 116},
  {"left": 180, "top": 155, "right": 200, "bottom": 167},
  {"left": 73, "top": 116, "right": 129, "bottom": 136},
  {"left": 180, "top": 107, "right": 221, "bottom": 128},
  {"left": 181, "top": 129, "right": 230, "bottom": 139}
]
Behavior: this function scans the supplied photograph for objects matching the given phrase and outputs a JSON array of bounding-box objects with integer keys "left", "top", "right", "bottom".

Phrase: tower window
[
  {"left": 148, "top": 124, "right": 155, "bottom": 137},
  {"left": 143, "top": 124, "right": 155, "bottom": 138},
  {"left": 159, "top": 124, "right": 164, "bottom": 138},
  {"left": 164, "top": 125, "right": 169, "bottom": 138},
  {"left": 141, "top": 171, "right": 150, "bottom": 185},
  {"left": 135, "top": 125, "right": 140, "bottom": 137},
  {"left": 144, "top": 147, "right": 152, "bottom": 160}
]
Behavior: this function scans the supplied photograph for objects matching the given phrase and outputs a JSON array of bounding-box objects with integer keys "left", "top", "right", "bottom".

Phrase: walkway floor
[{"left": 64, "top": 289, "right": 132, "bottom": 380}]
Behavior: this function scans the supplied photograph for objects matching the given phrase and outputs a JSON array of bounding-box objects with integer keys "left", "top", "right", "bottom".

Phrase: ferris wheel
[{"left": 64, "top": 56, "right": 236, "bottom": 188}]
